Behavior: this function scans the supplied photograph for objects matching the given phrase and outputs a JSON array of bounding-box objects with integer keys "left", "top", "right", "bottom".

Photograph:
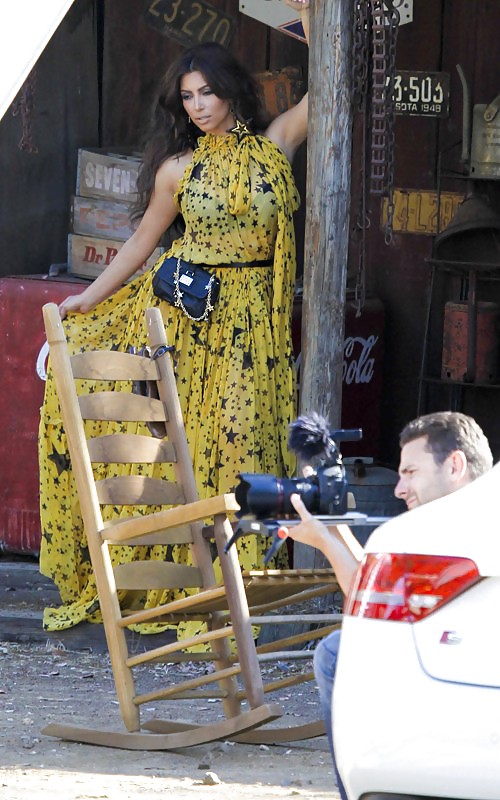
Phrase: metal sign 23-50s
[{"left": 389, "top": 70, "right": 450, "bottom": 117}]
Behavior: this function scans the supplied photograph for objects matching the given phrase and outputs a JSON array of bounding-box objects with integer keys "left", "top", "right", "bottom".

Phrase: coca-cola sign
[{"left": 343, "top": 335, "right": 378, "bottom": 385}]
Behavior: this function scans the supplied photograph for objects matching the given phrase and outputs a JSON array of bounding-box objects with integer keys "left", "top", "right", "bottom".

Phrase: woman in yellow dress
[{"left": 39, "top": 4, "right": 310, "bottom": 632}]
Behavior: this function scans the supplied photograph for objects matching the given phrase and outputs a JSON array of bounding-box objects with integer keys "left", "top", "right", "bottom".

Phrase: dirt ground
[{"left": 0, "top": 640, "right": 340, "bottom": 800}]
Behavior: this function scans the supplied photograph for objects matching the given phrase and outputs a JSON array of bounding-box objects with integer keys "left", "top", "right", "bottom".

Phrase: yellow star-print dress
[{"left": 39, "top": 132, "right": 300, "bottom": 632}]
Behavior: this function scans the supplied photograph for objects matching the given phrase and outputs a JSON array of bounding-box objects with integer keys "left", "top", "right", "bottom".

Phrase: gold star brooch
[{"left": 229, "top": 119, "right": 251, "bottom": 141}]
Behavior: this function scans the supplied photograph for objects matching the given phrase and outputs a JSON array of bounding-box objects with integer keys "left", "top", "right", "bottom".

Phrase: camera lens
[{"left": 235, "top": 473, "right": 320, "bottom": 518}]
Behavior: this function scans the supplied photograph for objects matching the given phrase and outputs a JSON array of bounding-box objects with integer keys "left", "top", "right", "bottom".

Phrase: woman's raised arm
[{"left": 264, "top": 0, "right": 310, "bottom": 162}]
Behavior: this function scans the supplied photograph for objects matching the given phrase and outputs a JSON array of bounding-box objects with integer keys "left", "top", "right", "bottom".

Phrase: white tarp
[
  {"left": 239, "top": 0, "right": 413, "bottom": 37},
  {"left": 239, "top": 0, "right": 306, "bottom": 42},
  {"left": 0, "top": 0, "right": 75, "bottom": 121}
]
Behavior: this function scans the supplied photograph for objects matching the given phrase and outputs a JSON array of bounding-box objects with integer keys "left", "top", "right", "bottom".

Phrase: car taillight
[{"left": 344, "top": 553, "right": 481, "bottom": 622}]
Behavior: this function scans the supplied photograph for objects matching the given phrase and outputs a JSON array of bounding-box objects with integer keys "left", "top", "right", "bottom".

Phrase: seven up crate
[{"left": 69, "top": 149, "right": 162, "bottom": 280}]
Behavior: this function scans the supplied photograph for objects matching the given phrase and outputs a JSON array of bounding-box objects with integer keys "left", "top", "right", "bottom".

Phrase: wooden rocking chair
[{"left": 41, "top": 303, "right": 340, "bottom": 750}]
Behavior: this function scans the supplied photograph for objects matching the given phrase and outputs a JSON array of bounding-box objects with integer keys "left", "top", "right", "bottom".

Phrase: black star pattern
[
  {"left": 190, "top": 327, "right": 204, "bottom": 347},
  {"left": 192, "top": 162, "right": 203, "bottom": 180},
  {"left": 225, "top": 428, "right": 238, "bottom": 445},
  {"left": 258, "top": 180, "right": 274, "bottom": 194},
  {"left": 48, "top": 446, "right": 71, "bottom": 475},
  {"left": 232, "top": 326, "right": 244, "bottom": 344}
]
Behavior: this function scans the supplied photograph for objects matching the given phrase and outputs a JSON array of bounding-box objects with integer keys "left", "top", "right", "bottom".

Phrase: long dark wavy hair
[{"left": 131, "top": 42, "right": 267, "bottom": 221}]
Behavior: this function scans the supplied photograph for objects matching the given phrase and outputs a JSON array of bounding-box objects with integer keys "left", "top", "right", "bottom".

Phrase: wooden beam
[
  {"left": 301, "top": 0, "right": 353, "bottom": 425},
  {"left": 296, "top": 0, "right": 354, "bottom": 575}
]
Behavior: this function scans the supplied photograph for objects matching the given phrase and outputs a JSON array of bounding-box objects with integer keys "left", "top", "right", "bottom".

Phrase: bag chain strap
[{"left": 173, "top": 257, "right": 216, "bottom": 323}]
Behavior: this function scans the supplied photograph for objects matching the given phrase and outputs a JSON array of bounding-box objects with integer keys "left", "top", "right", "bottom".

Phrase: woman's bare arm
[
  {"left": 265, "top": 1, "right": 310, "bottom": 162},
  {"left": 58, "top": 154, "right": 191, "bottom": 318}
]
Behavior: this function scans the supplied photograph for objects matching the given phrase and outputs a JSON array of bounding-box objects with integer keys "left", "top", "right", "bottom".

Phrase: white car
[{"left": 333, "top": 461, "right": 500, "bottom": 800}]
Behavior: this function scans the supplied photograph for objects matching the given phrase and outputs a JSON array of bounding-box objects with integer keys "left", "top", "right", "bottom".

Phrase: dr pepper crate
[{"left": 67, "top": 233, "right": 162, "bottom": 280}]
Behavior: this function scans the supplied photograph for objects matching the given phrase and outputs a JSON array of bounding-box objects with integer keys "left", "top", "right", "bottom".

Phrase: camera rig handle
[
  {"left": 224, "top": 513, "right": 391, "bottom": 565},
  {"left": 223, "top": 518, "right": 286, "bottom": 565}
]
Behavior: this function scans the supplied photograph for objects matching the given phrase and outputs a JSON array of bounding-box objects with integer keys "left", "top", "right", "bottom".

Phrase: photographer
[{"left": 284, "top": 411, "right": 493, "bottom": 800}]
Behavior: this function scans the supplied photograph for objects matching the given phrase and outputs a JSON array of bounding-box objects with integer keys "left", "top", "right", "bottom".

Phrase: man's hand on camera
[
  {"left": 279, "top": 493, "right": 332, "bottom": 550},
  {"left": 283, "top": 494, "right": 364, "bottom": 595}
]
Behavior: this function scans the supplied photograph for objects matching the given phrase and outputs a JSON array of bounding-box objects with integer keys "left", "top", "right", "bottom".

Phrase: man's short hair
[{"left": 399, "top": 411, "right": 493, "bottom": 480}]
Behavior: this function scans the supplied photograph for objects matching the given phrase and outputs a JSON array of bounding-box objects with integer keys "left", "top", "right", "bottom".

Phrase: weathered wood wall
[{"left": 0, "top": 0, "right": 99, "bottom": 276}]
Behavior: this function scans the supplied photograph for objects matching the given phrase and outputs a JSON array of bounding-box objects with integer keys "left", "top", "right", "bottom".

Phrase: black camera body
[
  {"left": 234, "top": 415, "right": 362, "bottom": 520},
  {"left": 225, "top": 414, "right": 362, "bottom": 561}
]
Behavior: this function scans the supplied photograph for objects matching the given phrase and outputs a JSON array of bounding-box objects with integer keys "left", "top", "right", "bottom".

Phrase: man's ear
[{"left": 448, "top": 449, "right": 468, "bottom": 482}]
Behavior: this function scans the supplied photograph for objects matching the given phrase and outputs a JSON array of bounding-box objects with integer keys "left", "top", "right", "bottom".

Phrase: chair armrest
[{"left": 101, "top": 494, "right": 240, "bottom": 542}]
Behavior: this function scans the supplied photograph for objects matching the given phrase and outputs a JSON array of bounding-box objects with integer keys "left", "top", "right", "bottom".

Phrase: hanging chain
[
  {"left": 351, "top": 0, "right": 372, "bottom": 314},
  {"left": 352, "top": 1, "right": 371, "bottom": 110},
  {"left": 11, "top": 68, "right": 38, "bottom": 154},
  {"left": 370, "top": 0, "right": 400, "bottom": 242},
  {"left": 350, "top": 0, "right": 400, "bottom": 312}
]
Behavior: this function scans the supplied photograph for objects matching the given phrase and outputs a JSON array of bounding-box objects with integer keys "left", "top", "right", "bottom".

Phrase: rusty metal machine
[{"left": 457, "top": 64, "right": 500, "bottom": 180}]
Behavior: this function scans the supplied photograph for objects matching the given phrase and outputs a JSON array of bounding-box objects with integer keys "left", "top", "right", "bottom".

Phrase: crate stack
[{"left": 69, "top": 149, "right": 162, "bottom": 280}]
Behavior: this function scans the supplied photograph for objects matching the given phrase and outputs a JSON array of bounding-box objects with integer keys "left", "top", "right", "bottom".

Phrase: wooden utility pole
[
  {"left": 301, "top": 0, "right": 353, "bottom": 424},
  {"left": 295, "top": 0, "right": 354, "bottom": 573}
]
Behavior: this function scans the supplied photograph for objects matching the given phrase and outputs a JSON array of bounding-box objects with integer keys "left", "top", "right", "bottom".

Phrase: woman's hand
[{"left": 58, "top": 293, "right": 94, "bottom": 320}]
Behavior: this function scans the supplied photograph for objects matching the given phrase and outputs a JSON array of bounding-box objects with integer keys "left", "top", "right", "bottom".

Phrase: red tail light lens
[{"left": 344, "top": 553, "right": 481, "bottom": 622}]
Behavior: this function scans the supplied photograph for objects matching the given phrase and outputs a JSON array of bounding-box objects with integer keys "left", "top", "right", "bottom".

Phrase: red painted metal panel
[
  {"left": 292, "top": 296, "right": 385, "bottom": 459},
  {"left": 342, "top": 299, "right": 385, "bottom": 459},
  {"left": 0, "top": 275, "right": 87, "bottom": 554},
  {"left": 442, "top": 300, "right": 500, "bottom": 384}
]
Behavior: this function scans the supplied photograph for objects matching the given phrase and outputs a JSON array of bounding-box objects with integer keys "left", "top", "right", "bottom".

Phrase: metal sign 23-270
[{"left": 145, "top": 0, "right": 235, "bottom": 48}]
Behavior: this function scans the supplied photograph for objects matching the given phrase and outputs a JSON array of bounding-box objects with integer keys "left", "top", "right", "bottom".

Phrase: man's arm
[{"left": 286, "top": 494, "right": 363, "bottom": 595}]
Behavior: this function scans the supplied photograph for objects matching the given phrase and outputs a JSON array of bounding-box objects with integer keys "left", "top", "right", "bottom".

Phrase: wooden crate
[
  {"left": 71, "top": 195, "right": 136, "bottom": 241},
  {"left": 254, "top": 67, "right": 304, "bottom": 119},
  {"left": 76, "top": 149, "right": 142, "bottom": 202},
  {"left": 68, "top": 234, "right": 162, "bottom": 281}
]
